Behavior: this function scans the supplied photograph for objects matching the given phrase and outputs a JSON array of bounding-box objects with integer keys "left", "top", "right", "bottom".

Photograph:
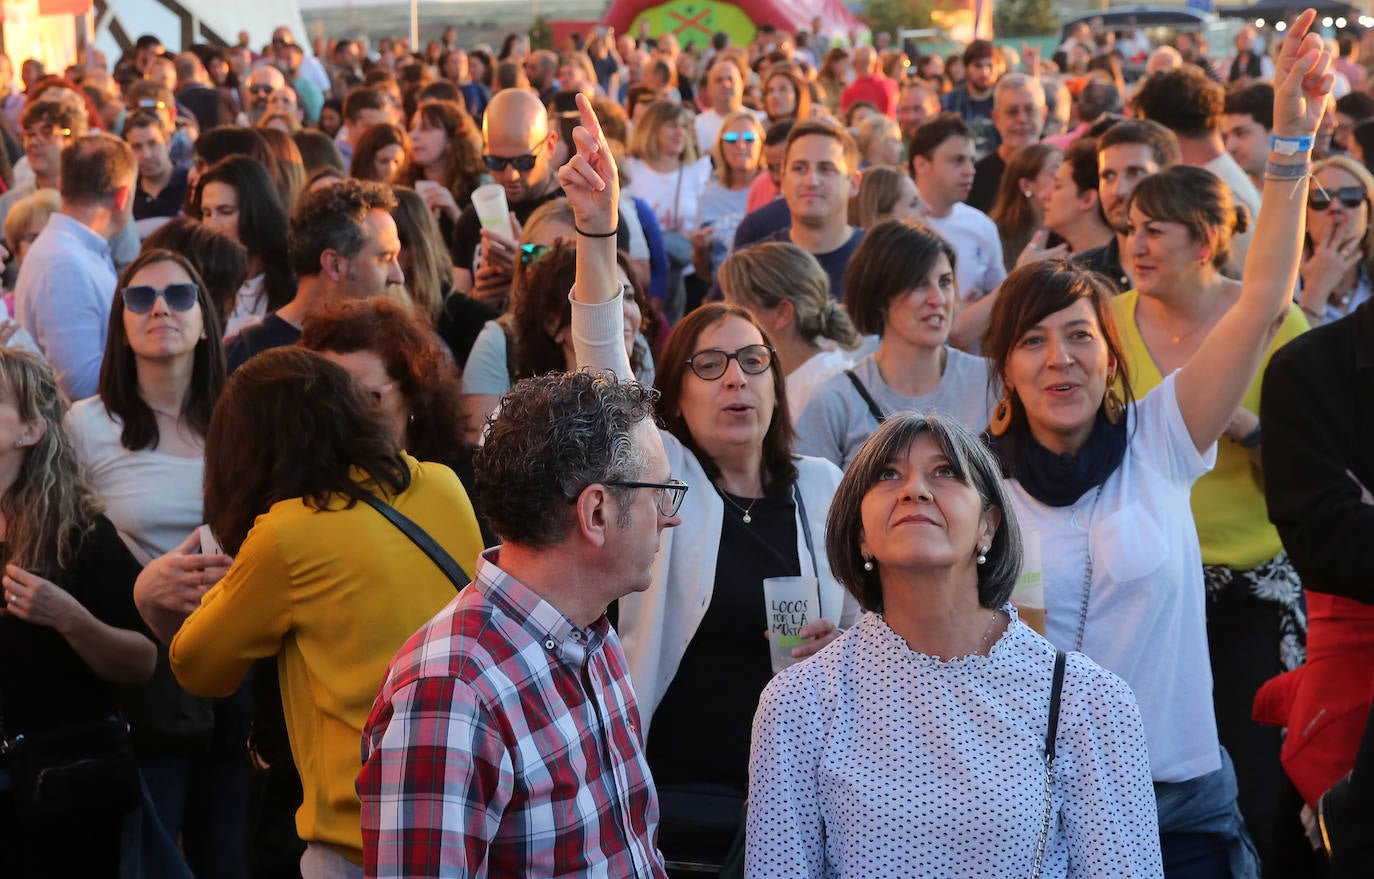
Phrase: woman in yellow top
[
  {"left": 1110, "top": 165, "right": 1308, "bottom": 857},
  {"left": 141, "top": 348, "right": 483, "bottom": 876}
]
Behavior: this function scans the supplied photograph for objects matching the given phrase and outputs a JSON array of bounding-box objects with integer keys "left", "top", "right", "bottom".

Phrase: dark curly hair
[
  {"left": 1130, "top": 66, "right": 1223, "bottom": 139},
  {"left": 203, "top": 347, "right": 409, "bottom": 554},
  {"left": 474, "top": 371, "right": 659, "bottom": 548},
  {"left": 299, "top": 298, "right": 469, "bottom": 470},
  {"left": 287, "top": 177, "right": 398, "bottom": 279}
]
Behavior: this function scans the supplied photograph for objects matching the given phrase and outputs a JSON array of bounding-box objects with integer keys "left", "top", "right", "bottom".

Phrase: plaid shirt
[{"left": 359, "top": 549, "right": 667, "bottom": 878}]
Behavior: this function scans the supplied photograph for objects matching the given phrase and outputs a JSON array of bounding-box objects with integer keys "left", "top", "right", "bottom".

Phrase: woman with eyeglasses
[
  {"left": 67, "top": 248, "right": 246, "bottom": 878},
  {"left": 401, "top": 99, "right": 487, "bottom": 258},
  {"left": 561, "top": 93, "right": 859, "bottom": 871},
  {"left": 1107, "top": 164, "right": 1311, "bottom": 857},
  {"left": 1298, "top": 155, "right": 1374, "bottom": 325},
  {"left": 691, "top": 111, "right": 767, "bottom": 283},
  {"left": 192, "top": 155, "right": 294, "bottom": 338}
]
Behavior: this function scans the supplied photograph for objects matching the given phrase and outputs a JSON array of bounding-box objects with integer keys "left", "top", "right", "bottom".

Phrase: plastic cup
[
  {"left": 763, "top": 576, "right": 821, "bottom": 673},
  {"left": 471, "top": 183, "right": 511, "bottom": 234},
  {"left": 1012, "top": 528, "right": 1046, "bottom": 634}
]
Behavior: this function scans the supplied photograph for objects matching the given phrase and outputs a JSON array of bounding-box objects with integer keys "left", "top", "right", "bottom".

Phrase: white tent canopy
[{"left": 93, "top": 0, "right": 308, "bottom": 57}]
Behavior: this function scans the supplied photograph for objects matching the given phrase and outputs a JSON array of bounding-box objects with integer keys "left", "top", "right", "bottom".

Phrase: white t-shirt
[
  {"left": 624, "top": 155, "right": 714, "bottom": 232},
  {"left": 923, "top": 203, "right": 1008, "bottom": 303},
  {"left": 225, "top": 274, "right": 267, "bottom": 338},
  {"left": 1008, "top": 372, "right": 1220, "bottom": 783},
  {"left": 785, "top": 348, "right": 852, "bottom": 426},
  {"left": 66, "top": 397, "right": 205, "bottom": 563}
]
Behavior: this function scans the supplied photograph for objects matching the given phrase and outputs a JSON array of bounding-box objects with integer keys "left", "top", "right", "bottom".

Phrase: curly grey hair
[{"left": 474, "top": 370, "right": 660, "bottom": 548}]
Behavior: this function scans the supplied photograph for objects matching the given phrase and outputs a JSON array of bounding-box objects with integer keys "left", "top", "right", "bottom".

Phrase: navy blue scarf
[{"left": 987, "top": 412, "right": 1127, "bottom": 507}]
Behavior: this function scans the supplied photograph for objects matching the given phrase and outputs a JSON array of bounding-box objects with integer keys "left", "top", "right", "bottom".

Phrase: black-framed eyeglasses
[
  {"left": 686, "top": 344, "right": 775, "bottom": 381},
  {"left": 721, "top": 131, "right": 757, "bottom": 144},
  {"left": 1308, "top": 185, "right": 1367, "bottom": 211},
  {"left": 122, "top": 283, "right": 199, "bottom": 314},
  {"left": 520, "top": 242, "right": 550, "bottom": 265},
  {"left": 602, "top": 479, "right": 689, "bottom": 516},
  {"left": 483, "top": 142, "right": 543, "bottom": 172}
]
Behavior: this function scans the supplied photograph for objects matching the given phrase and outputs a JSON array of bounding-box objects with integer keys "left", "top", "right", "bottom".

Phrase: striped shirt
[{"left": 359, "top": 549, "right": 667, "bottom": 878}]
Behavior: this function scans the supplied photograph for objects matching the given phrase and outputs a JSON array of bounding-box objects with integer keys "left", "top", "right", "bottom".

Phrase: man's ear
[
  {"left": 573, "top": 482, "right": 613, "bottom": 548},
  {"left": 321, "top": 249, "right": 345, "bottom": 283}
]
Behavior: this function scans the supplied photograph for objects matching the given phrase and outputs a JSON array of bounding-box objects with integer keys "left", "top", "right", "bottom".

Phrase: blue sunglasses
[{"left": 721, "top": 131, "right": 758, "bottom": 144}]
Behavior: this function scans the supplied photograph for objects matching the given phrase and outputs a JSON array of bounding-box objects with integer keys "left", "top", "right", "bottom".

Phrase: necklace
[
  {"left": 977, "top": 608, "right": 1003, "bottom": 655},
  {"left": 716, "top": 485, "right": 762, "bottom": 524}
]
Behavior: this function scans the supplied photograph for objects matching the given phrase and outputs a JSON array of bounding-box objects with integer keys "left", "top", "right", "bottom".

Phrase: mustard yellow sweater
[{"left": 170, "top": 455, "right": 484, "bottom": 864}]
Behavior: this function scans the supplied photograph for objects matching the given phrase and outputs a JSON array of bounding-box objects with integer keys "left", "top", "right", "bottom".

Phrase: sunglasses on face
[
  {"left": 249, "top": 84, "right": 275, "bottom": 95},
  {"left": 721, "top": 131, "right": 758, "bottom": 144},
  {"left": 483, "top": 142, "right": 543, "bottom": 172},
  {"left": 122, "top": 283, "right": 199, "bottom": 314},
  {"left": 1308, "top": 186, "right": 1367, "bottom": 211},
  {"left": 686, "top": 344, "right": 775, "bottom": 381},
  {"left": 520, "top": 243, "right": 552, "bottom": 266}
]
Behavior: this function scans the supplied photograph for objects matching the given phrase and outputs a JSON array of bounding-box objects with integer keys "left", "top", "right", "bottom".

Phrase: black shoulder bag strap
[
  {"left": 844, "top": 369, "right": 887, "bottom": 425},
  {"left": 1031, "top": 648, "right": 1068, "bottom": 879},
  {"left": 361, "top": 494, "right": 471, "bottom": 590}
]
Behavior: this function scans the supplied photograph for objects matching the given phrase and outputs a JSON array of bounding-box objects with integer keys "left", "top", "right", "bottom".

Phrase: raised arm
[
  {"left": 562, "top": 93, "right": 635, "bottom": 380},
  {"left": 1175, "top": 8, "right": 1332, "bottom": 453}
]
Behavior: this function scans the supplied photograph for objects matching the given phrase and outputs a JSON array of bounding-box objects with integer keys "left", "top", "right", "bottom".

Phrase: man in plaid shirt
[{"left": 359, "top": 371, "right": 684, "bottom": 878}]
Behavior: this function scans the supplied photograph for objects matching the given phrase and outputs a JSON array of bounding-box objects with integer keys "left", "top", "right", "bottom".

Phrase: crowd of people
[{"left": 0, "top": 7, "right": 1370, "bottom": 879}]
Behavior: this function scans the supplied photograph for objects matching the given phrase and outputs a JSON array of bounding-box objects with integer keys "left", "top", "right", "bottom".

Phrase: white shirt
[
  {"left": 922, "top": 203, "right": 1008, "bottom": 302},
  {"left": 1202, "top": 152, "right": 1260, "bottom": 271},
  {"left": 748, "top": 611, "right": 1163, "bottom": 878},
  {"left": 1008, "top": 372, "right": 1220, "bottom": 783},
  {"left": 786, "top": 349, "right": 852, "bottom": 426},
  {"left": 225, "top": 273, "right": 268, "bottom": 338},
  {"left": 66, "top": 397, "right": 205, "bottom": 563},
  {"left": 624, "top": 156, "right": 714, "bottom": 232}
]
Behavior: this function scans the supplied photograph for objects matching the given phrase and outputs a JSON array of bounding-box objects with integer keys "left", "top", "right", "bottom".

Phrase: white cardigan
[{"left": 572, "top": 293, "right": 860, "bottom": 728}]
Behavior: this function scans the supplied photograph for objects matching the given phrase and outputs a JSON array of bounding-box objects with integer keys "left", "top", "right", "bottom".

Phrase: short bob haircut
[
  {"left": 654, "top": 303, "right": 798, "bottom": 490},
  {"left": 844, "top": 219, "right": 958, "bottom": 337},
  {"left": 629, "top": 99, "right": 697, "bottom": 163},
  {"left": 981, "top": 258, "right": 1136, "bottom": 438},
  {"left": 193, "top": 155, "right": 295, "bottom": 313},
  {"left": 299, "top": 298, "right": 468, "bottom": 470},
  {"left": 826, "top": 412, "right": 1022, "bottom": 612},
  {"left": 204, "top": 347, "right": 409, "bottom": 555},
  {"left": 1127, "top": 165, "right": 1248, "bottom": 270},
  {"left": 100, "top": 248, "right": 226, "bottom": 452}
]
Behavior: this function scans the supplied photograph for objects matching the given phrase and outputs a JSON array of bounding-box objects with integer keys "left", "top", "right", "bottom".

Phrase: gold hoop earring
[
  {"left": 989, "top": 394, "right": 1014, "bottom": 436},
  {"left": 1104, "top": 385, "right": 1125, "bottom": 425}
]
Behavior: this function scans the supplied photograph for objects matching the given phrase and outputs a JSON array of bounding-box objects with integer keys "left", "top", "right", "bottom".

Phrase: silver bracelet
[{"left": 1264, "top": 160, "right": 1311, "bottom": 180}]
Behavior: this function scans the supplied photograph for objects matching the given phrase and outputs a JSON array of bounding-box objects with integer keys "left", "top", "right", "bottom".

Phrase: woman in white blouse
[
  {"left": 748, "top": 413, "right": 1161, "bottom": 878},
  {"left": 979, "top": 16, "right": 1329, "bottom": 874},
  {"left": 624, "top": 99, "right": 713, "bottom": 238}
]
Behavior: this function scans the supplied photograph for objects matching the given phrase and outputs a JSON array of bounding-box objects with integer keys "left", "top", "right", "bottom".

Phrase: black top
[
  {"left": 1261, "top": 298, "right": 1374, "bottom": 602},
  {"left": 761, "top": 226, "right": 865, "bottom": 300},
  {"left": 450, "top": 188, "right": 565, "bottom": 273},
  {"left": 967, "top": 150, "right": 1006, "bottom": 215},
  {"left": 133, "top": 166, "right": 189, "bottom": 221},
  {"left": 225, "top": 313, "right": 303, "bottom": 372},
  {"left": 436, "top": 286, "right": 500, "bottom": 369},
  {"left": 732, "top": 198, "right": 792, "bottom": 251},
  {"left": 1074, "top": 235, "right": 1131, "bottom": 293},
  {"left": 646, "top": 484, "right": 800, "bottom": 791},
  {"left": 0, "top": 515, "right": 146, "bottom": 734}
]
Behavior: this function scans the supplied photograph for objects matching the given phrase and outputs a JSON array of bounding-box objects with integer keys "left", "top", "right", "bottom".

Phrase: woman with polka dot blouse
[{"left": 746, "top": 414, "right": 1162, "bottom": 878}]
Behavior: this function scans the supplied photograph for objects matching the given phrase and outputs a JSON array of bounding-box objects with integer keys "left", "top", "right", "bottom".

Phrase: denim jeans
[
  {"left": 119, "top": 774, "right": 195, "bottom": 879},
  {"left": 1155, "top": 749, "right": 1261, "bottom": 879},
  {"left": 141, "top": 753, "right": 250, "bottom": 879}
]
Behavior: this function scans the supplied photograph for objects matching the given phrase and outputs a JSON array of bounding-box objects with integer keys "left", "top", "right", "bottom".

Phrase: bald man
[
  {"left": 245, "top": 65, "right": 286, "bottom": 124},
  {"left": 451, "top": 89, "right": 562, "bottom": 305}
]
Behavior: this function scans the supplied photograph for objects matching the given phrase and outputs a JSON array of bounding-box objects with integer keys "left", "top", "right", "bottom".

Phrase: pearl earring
[
  {"left": 13, "top": 439, "right": 22, "bottom": 448},
  {"left": 862, "top": 557, "right": 874, "bottom": 572},
  {"left": 976, "top": 546, "right": 988, "bottom": 565}
]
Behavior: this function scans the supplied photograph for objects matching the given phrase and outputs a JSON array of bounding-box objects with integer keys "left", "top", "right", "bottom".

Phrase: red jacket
[{"left": 1254, "top": 591, "right": 1374, "bottom": 805}]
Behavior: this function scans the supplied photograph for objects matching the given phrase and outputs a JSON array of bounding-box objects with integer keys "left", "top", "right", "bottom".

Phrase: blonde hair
[
  {"left": 507, "top": 197, "right": 576, "bottom": 314},
  {"left": 390, "top": 187, "right": 452, "bottom": 323},
  {"left": 849, "top": 165, "right": 911, "bottom": 227},
  {"left": 0, "top": 350, "right": 103, "bottom": 578},
  {"left": 1310, "top": 154, "right": 1374, "bottom": 280},
  {"left": 855, "top": 115, "right": 901, "bottom": 165},
  {"left": 712, "top": 110, "right": 766, "bottom": 188},
  {"left": 718, "top": 242, "right": 859, "bottom": 349},
  {"left": 628, "top": 99, "right": 697, "bottom": 163},
  {"left": 4, "top": 189, "right": 61, "bottom": 252}
]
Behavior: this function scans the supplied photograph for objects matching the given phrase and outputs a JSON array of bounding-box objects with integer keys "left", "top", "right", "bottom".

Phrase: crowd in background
[{"left": 0, "top": 7, "right": 1369, "bottom": 879}]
